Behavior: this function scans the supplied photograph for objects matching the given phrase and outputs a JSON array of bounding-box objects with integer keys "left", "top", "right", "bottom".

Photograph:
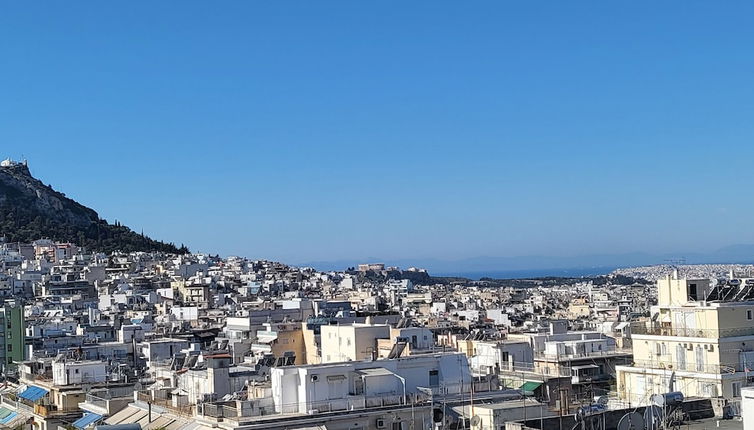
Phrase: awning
[
  {"left": 256, "top": 334, "right": 278, "bottom": 344},
  {"left": 572, "top": 364, "right": 599, "bottom": 370},
  {"left": 0, "top": 412, "right": 18, "bottom": 425},
  {"left": 18, "top": 386, "right": 48, "bottom": 402},
  {"left": 73, "top": 412, "right": 103, "bottom": 429},
  {"left": 520, "top": 381, "right": 543, "bottom": 393}
]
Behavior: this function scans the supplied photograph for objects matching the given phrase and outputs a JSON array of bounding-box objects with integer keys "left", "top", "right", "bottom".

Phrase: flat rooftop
[{"left": 686, "top": 417, "right": 742, "bottom": 430}]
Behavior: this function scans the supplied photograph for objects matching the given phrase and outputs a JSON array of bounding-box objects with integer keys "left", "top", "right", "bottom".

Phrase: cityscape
[
  {"left": 4, "top": 3, "right": 754, "bottom": 430},
  {"left": 0, "top": 158, "right": 751, "bottom": 430}
]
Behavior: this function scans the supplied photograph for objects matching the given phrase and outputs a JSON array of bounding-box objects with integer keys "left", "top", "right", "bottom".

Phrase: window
[
  {"left": 688, "top": 283, "right": 698, "bottom": 301},
  {"left": 429, "top": 370, "right": 439, "bottom": 387},
  {"left": 699, "top": 382, "right": 718, "bottom": 397},
  {"left": 748, "top": 310, "right": 753, "bottom": 321},
  {"left": 696, "top": 345, "right": 705, "bottom": 372},
  {"left": 733, "top": 382, "right": 742, "bottom": 397},
  {"left": 6, "top": 345, "right": 11, "bottom": 352},
  {"left": 676, "top": 344, "right": 686, "bottom": 370},
  {"left": 75, "top": 369, "right": 79, "bottom": 374}
]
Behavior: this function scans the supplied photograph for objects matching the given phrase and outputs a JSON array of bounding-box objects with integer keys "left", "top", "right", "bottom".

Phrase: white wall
[{"left": 743, "top": 386, "right": 754, "bottom": 430}]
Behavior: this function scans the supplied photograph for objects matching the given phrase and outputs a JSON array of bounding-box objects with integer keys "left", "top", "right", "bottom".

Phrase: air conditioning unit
[
  {"left": 310, "top": 375, "right": 319, "bottom": 382},
  {"left": 376, "top": 418, "right": 387, "bottom": 429}
]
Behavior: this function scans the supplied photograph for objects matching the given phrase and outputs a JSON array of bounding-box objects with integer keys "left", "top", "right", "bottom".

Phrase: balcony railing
[
  {"left": 534, "top": 349, "right": 632, "bottom": 360},
  {"left": 188, "top": 382, "right": 495, "bottom": 420},
  {"left": 32, "top": 404, "right": 81, "bottom": 417},
  {"left": 633, "top": 325, "right": 754, "bottom": 339},
  {"left": 571, "top": 374, "right": 610, "bottom": 384},
  {"left": 135, "top": 392, "right": 194, "bottom": 417},
  {"left": 631, "top": 359, "right": 740, "bottom": 374}
]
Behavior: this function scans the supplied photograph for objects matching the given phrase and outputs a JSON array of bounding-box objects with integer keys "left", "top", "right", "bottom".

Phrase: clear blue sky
[{"left": 3, "top": 2, "right": 754, "bottom": 264}]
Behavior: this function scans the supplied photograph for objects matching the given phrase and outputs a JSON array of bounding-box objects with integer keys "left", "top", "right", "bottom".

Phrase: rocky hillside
[{"left": 0, "top": 162, "right": 187, "bottom": 254}]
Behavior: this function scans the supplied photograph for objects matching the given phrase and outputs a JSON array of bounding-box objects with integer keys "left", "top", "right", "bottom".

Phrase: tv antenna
[{"left": 664, "top": 258, "right": 686, "bottom": 267}]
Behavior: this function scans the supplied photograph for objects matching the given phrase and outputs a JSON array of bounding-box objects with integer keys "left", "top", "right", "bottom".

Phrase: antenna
[{"left": 663, "top": 258, "right": 686, "bottom": 267}]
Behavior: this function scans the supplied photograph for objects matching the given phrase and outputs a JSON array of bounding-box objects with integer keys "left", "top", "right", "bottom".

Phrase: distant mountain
[
  {"left": 0, "top": 162, "right": 187, "bottom": 254},
  {"left": 301, "top": 246, "right": 754, "bottom": 279}
]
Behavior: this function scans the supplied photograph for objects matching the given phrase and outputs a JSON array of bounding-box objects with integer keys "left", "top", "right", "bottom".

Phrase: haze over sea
[{"left": 435, "top": 267, "right": 618, "bottom": 280}]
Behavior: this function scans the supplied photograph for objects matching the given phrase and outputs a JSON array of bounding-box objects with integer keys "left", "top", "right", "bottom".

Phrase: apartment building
[
  {"left": 320, "top": 323, "right": 390, "bottom": 363},
  {"left": 617, "top": 272, "right": 754, "bottom": 404}
]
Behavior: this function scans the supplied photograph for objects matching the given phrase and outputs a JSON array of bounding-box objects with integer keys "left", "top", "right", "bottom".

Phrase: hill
[{"left": 0, "top": 161, "right": 187, "bottom": 254}]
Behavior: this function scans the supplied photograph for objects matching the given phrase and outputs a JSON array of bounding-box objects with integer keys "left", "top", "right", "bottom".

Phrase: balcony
[
  {"left": 631, "top": 359, "right": 740, "bottom": 374},
  {"left": 633, "top": 325, "right": 754, "bottom": 339},
  {"left": 31, "top": 404, "right": 80, "bottom": 418},
  {"left": 534, "top": 349, "right": 632, "bottom": 361},
  {"left": 571, "top": 374, "right": 610, "bottom": 384}
]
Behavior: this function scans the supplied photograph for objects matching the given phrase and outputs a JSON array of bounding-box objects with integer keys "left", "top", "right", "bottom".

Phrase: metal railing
[
  {"left": 534, "top": 349, "right": 632, "bottom": 360},
  {"left": 633, "top": 325, "right": 754, "bottom": 339},
  {"left": 194, "top": 382, "right": 495, "bottom": 420},
  {"left": 631, "top": 359, "right": 740, "bottom": 374},
  {"left": 135, "top": 392, "right": 194, "bottom": 417}
]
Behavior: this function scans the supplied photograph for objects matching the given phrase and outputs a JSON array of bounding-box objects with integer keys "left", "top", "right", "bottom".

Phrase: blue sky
[{"left": 3, "top": 2, "right": 754, "bottom": 265}]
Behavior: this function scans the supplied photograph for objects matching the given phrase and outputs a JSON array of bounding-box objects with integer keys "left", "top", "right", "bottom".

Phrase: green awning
[{"left": 520, "top": 381, "right": 543, "bottom": 393}]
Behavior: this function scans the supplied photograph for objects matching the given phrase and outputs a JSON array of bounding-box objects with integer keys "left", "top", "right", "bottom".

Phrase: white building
[
  {"left": 52, "top": 360, "right": 108, "bottom": 385},
  {"left": 270, "top": 352, "right": 472, "bottom": 415},
  {"left": 320, "top": 323, "right": 390, "bottom": 363}
]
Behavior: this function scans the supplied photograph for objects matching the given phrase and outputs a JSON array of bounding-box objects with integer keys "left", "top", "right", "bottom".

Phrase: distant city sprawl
[
  {"left": 613, "top": 264, "right": 754, "bottom": 282},
  {"left": 0, "top": 237, "right": 744, "bottom": 430}
]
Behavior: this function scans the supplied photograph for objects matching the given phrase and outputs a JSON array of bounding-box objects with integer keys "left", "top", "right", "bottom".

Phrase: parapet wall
[{"left": 505, "top": 398, "right": 716, "bottom": 430}]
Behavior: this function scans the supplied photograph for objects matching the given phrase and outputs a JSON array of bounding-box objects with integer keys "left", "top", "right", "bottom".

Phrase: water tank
[{"left": 651, "top": 392, "right": 684, "bottom": 406}]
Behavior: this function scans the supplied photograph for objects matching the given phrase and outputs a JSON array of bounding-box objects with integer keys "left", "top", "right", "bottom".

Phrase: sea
[{"left": 434, "top": 266, "right": 618, "bottom": 280}]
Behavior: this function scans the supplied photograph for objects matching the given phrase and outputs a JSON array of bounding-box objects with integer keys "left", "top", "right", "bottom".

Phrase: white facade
[
  {"left": 743, "top": 386, "right": 754, "bottom": 430},
  {"left": 271, "top": 353, "right": 471, "bottom": 415},
  {"left": 320, "top": 324, "right": 390, "bottom": 363},
  {"left": 52, "top": 360, "right": 107, "bottom": 385}
]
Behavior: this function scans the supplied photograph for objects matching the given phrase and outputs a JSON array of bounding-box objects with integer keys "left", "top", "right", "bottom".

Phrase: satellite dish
[
  {"left": 470, "top": 416, "right": 481, "bottom": 427},
  {"left": 617, "top": 412, "right": 645, "bottom": 430}
]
